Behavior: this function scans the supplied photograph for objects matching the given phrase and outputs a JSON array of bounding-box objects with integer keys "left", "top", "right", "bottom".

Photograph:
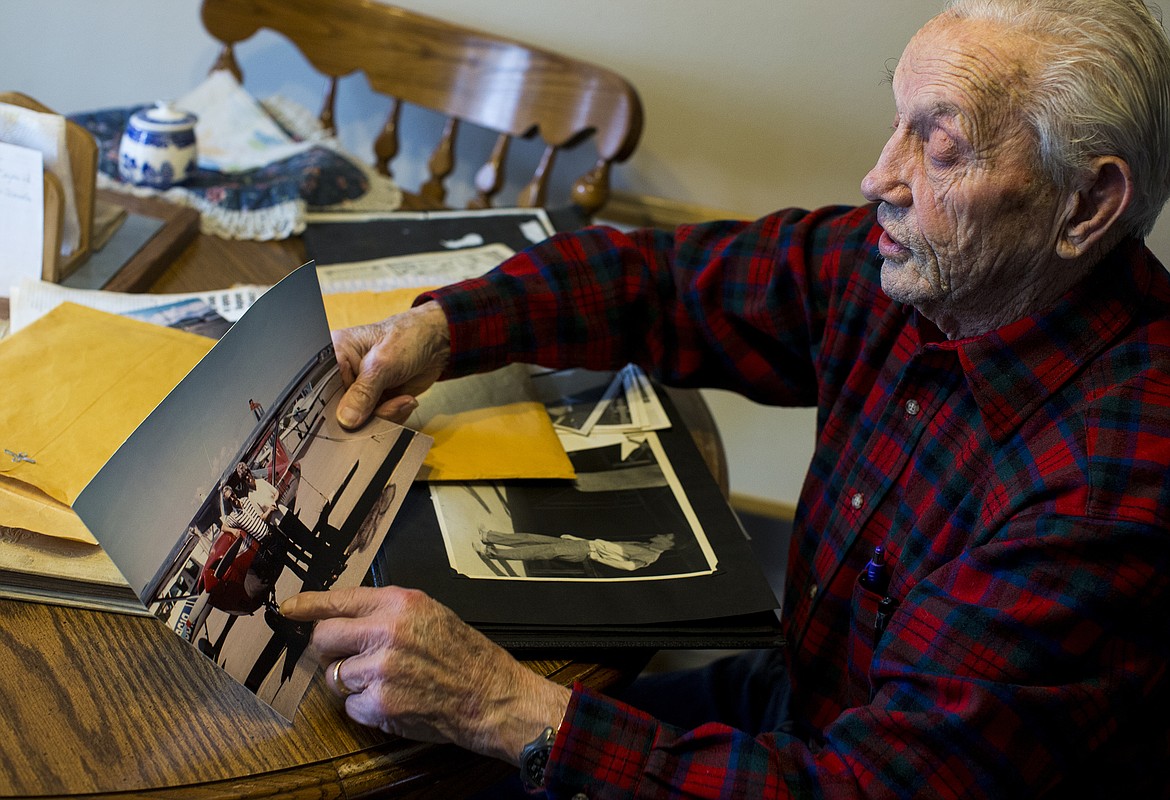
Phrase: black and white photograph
[
  {"left": 531, "top": 365, "right": 671, "bottom": 437},
  {"left": 74, "top": 265, "right": 430, "bottom": 719},
  {"left": 531, "top": 367, "right": 625, "bottom": 435},
  {"left": 433, "top": 431, "right": 717, "bottom": 581}
]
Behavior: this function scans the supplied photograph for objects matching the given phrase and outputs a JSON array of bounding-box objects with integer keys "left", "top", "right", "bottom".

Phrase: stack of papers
[
  {"left": 533, "top": 364, "right": 670, "bottom": 441},
  {"left": 8, "top": 278, "right": 267, "bottom": 334}
]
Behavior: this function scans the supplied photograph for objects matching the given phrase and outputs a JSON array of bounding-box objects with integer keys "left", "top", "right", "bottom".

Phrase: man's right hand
[{"left": 331, "top": 300, "right": 451, "bottom": 429}]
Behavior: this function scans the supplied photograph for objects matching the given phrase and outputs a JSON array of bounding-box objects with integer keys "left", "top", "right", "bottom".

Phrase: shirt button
[
  {"left": 808, "top": 583, "right": 819, "bottom": 600},
  {"left": 905, "top": 398, "right": 921, "bottom": 416},
  {"left": 850, "top": 492, "right": 864, "bottom": 510}
]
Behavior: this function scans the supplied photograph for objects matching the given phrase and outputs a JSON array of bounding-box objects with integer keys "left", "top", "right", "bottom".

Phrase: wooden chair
[{"left": 200, "top": 0, "right": 644, "bottom": 216}]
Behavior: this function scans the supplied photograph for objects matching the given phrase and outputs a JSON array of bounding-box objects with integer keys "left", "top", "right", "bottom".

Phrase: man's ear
[{"left": 1056, "top": 156, "right": 1134, "bottom": 260}]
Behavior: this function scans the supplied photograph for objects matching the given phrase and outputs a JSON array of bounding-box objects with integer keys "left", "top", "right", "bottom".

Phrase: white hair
[{"left": 943, "top": 0, "right": 1170, "bottom": 238}]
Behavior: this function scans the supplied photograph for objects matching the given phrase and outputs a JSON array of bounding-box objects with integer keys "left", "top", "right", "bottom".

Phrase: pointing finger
[{"left": 281, "top": 586, "right": 400, "bottom": 621}]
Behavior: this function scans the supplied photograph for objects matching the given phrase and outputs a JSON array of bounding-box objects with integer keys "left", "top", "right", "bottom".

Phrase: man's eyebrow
[
  {"left": 921, "top": 101, "right": 964, "bottom": 120},
  {"left": 900, "top": 101, "right": 968, "bottom": 132}
]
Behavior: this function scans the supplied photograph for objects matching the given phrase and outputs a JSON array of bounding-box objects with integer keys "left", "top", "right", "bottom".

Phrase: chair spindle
[
  {"left": 470, "top": 133, "right": 511, "bottom": 209},
  {"left": 517, "top": 144, "right": 557, "bottom": 209},
  {"left": 319, "top": 77, "right": 339, "bottom": 134},
  {"left": 420, "top": 117, "right": 458, "bottom": 207},
  {"left": 210, "top": 45, "right": 243, "bottom": 83},
  {"left": 374, "top": 98, "right": 402, "bottom": 178}
]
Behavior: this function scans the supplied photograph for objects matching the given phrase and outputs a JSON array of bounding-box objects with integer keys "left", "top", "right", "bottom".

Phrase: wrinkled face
[{"left": 860, "top": 15, "right": 1069, "bottom": 338}]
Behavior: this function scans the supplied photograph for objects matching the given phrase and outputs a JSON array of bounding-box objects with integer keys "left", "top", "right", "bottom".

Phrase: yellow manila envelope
[
  {"left": 0, "top": 303, "right": 213, "bottom": 539},
  {"left": 323, "top": 289, "right": 574, "bottom": 481},
  {"left": 0, "top": 473, "right": 95, "bottom": 542}
]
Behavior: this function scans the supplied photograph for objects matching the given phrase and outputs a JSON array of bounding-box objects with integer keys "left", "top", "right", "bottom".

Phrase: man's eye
[{"left": 926, "top": 130, "right": 961, "bottom": 165}]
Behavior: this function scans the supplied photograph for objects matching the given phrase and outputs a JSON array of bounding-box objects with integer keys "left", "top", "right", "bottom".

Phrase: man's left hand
[{"left": 280, "top": 586, "right": 570, "bottom": 764}]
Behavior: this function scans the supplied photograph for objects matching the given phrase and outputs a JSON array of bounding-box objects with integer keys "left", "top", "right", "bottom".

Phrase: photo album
[
  {"left": 72, "top": 264, "right": 432, "bottom": 720},
  {"left": 372, "top": 363, "right": 784, "bottom": 650}
]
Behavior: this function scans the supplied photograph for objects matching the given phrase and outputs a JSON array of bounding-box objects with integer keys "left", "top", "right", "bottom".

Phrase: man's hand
[
  {"left": 331, "top": 301, "right": 451, "bottom": 429},
  {"left": 280, "top": 586, "right": 571, "bottom": 765}
]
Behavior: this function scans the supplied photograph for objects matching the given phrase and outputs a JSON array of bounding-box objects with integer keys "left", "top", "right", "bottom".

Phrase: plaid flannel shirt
[{"left": 424, "top": 204, "right": 1170, "bottom": 798}]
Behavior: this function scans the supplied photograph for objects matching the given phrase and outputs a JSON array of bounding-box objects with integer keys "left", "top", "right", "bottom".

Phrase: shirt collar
[{"left": 921, "top": 239, "right": 1157, "bottom": 442}]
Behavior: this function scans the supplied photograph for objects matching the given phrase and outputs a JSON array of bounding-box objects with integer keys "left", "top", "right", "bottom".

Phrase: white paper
[
  {"left": 315, "top": 243, "right": 514, "bottom": 294},
  {"left": 0, "top": 102, "right": 78, "bottom": 256},
  {"left": 520, "top": 219, "right": 550, "bottom": 244},
  {"left": 624, "top": 365, "right": 671, "bottom": 432},
  {"left": 8, "top": 278, "right": 269, "bottom": 333},
  {"left": 440, "top": 232, "right": 485, "bottom": 249},
  {"left": 177, "top": 70, "right": 313, "bottom": 172},
  {"left": 0, "top": 142, "right": 45, "bottom": 296}
]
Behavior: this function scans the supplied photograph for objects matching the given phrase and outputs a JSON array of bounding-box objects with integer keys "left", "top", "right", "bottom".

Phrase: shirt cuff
[
  {"left": 544, "top": 682, "right": 660, "bottom": 798},
  {"left": 417, "top": 278, "right": 511, "bottom": 380}
]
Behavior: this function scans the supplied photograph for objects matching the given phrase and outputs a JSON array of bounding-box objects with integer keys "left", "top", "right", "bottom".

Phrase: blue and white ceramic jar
[{"left": 118, "top": 102, "right": 198, "bottom": 189}]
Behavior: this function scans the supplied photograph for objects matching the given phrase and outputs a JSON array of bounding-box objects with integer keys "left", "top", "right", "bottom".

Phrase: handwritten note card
[{"left": 0, "top": 141, "right": 44, "bottom": 296}]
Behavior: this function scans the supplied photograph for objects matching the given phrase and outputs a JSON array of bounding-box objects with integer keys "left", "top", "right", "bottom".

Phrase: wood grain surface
[{"left": 0, "top": 598, "right": 641, "bottom": 797}]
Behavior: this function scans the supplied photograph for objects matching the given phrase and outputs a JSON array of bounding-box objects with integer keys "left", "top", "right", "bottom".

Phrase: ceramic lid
[{"left": 129, "top": 102, "right": 198, "bottom": 131}]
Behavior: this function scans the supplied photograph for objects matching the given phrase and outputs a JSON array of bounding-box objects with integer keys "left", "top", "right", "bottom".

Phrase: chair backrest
[{"left": 200, "top": 0, "right": 644, "bottom": 216}]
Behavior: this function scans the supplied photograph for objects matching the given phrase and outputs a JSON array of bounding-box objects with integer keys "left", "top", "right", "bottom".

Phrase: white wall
[{"left": 5, "top": 0, "right": 1168, "bottom": 508}]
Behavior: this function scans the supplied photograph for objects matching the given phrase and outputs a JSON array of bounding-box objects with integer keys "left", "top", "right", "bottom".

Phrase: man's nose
[{"left": 861, "top": 135, "right": 911, "bottom": 206}]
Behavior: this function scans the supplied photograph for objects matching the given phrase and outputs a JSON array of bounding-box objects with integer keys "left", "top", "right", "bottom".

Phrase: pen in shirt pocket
[{"left": 861, "top": 545, "right": 897, "bottom": 647}]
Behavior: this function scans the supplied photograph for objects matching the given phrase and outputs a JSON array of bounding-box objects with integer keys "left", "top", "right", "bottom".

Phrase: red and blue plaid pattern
[{"left": 424, "top": 204, "right": 1170, "bottom": 798}]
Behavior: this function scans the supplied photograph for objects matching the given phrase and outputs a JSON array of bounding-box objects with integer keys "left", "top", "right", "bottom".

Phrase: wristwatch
[{"left": 519, "top": 725, "right": 557, "bottom": 793}]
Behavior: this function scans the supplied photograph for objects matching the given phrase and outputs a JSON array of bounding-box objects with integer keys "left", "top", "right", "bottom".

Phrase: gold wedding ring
[{"left": 332, "top": 657, "right": 357, "bottom": 697}]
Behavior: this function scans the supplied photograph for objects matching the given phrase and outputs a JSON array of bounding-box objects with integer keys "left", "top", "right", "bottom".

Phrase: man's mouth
[
  {"left": 875, "top": 207, "right": 912, "bottom": 259},
  {"left": 878, "top": 229, "right": 911, "bottom": 259}
]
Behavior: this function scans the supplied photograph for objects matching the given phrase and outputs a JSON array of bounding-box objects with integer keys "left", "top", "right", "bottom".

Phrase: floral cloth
[{"left": 70, "top": 103, "right": 401, "bottom": 241}]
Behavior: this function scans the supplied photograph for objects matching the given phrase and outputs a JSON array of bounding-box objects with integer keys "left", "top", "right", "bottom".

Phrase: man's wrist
[
  {"left": 412, "top": 300, "right": 452, "bottom": 377},
  {"left": 491, "top": 680, "right": 571, "bottom": 766}
]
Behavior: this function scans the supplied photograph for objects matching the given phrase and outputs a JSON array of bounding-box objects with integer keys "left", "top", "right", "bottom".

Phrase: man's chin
[
  {"left": 879, "top": 256, "right": 911, "bottom": 299},
  {"left": 879, "top": 258, "right": 936, "bottom": 306}
]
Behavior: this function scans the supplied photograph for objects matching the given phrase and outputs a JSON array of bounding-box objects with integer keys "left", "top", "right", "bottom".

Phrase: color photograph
[{"left": 74, "top": 265, "right": 430, "bottom": 719}]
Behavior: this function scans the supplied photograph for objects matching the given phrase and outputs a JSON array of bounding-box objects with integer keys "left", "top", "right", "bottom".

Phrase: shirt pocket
[{"left": 848, "top": 575, "right": 898, "bottom": 704}]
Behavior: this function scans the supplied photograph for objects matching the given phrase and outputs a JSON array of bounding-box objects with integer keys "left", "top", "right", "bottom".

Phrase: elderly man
[{"left": 280, "top": 0, "right": 1170, "bottom": 796}]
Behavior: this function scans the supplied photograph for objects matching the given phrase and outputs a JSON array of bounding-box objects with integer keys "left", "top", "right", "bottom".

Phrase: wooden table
[{"left": 0, "top": 197, "right": 728, "bottom": 799}]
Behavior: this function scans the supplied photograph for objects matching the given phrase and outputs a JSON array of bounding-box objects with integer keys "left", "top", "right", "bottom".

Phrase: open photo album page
[{"left": 73, "top": 265, "right": 431, "bottom": 720}]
